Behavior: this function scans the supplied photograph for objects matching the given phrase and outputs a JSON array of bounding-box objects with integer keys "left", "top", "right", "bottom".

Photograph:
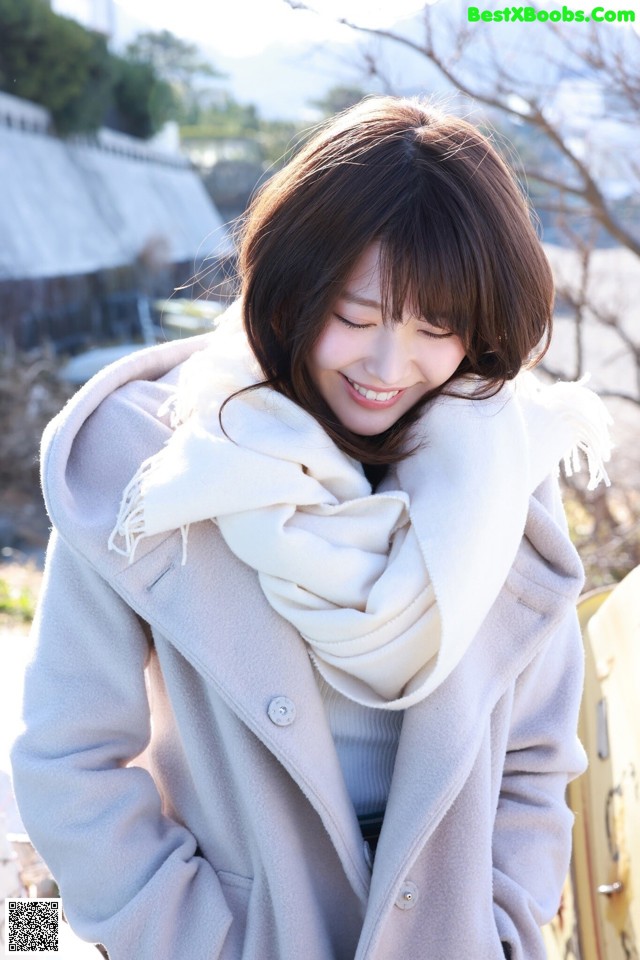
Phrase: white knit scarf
[{"left": 109, "top": 303, "right": 612, "bottom": 710}]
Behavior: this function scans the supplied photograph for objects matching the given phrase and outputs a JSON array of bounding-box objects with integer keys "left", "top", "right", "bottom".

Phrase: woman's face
[{"left": 307, "top": 244, "right": 467, "bottom": 437}]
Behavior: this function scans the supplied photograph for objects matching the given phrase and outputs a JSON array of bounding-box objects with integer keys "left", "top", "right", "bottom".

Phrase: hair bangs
[{"left": 377, "top": 203, "right": 479, "bottom": 346}]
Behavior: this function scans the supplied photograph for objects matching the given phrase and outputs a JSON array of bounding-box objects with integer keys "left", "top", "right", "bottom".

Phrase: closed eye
[
  {"left": 334, "top": 313, "right": 373, "bottom": 330},
  {"left": 335, "top": 312, "right": 454, "bottom": 339},
  {"left": 419, "top": 328, "right": 455, "bottom": 340}
]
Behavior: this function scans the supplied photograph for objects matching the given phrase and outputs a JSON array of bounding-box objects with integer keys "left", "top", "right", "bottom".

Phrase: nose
[{"left": 363, "top": 326, "right": 412, "bottom": 386}]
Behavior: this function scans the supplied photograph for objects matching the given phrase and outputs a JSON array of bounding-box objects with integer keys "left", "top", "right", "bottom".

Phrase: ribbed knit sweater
[{"left": 315, "top": 671, "right": 403, "bottom": 816}]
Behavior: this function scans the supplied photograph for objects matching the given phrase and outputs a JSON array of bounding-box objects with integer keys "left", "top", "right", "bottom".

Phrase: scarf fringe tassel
[
  {"left": 108, "top": 455, "right": 190, "bottom": 564},
  {"left": 554, "top": 377, "right": 613, "bottom": 490}
]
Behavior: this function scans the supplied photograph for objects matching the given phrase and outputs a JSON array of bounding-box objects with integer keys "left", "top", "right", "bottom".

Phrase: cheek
[
  {"left": 448, "top": 338, "right": 467, "bottom": 369},
  {"left": 310, "top": 325, "right": 353, "bottom": 374},
  {"left": 438, "top": 337, "right": 466, "bottom": 374},
  {"left": 419, "top": 337, "right": 466, "bottom": 379}
]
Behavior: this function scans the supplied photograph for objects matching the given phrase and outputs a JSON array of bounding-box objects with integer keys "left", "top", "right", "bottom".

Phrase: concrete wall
[
  {"left": 0, "top": 92, "right": 235, "bottom": 348},
  {"left": 0, "top": 92, "right": 232, "bottom": 282}
]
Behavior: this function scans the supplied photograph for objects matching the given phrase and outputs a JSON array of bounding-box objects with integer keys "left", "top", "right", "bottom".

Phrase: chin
[{"left": 341, "top": 413, "right": 403, "bottom": 437}]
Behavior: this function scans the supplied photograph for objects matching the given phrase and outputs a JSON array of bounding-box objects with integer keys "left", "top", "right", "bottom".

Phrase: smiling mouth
[{"left": 345, "top": 376, "right": 403, "bottom": 402}]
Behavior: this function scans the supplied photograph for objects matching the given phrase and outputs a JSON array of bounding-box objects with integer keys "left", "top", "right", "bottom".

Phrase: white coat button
[
  {"left": 267, "top": 696, "right": 296, "bottom": 726},
  {"left": 395, "top": 881, "right": 418, "bottom": 910}
]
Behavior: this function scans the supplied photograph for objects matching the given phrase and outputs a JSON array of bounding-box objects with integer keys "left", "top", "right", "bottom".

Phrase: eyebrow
[{"left": 340, "top": 291, "right": 382, "bottom": 310}]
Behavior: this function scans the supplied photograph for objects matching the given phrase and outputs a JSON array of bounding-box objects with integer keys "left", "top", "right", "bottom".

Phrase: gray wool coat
[{"left": 11, "top": 335, "right": 587, "bottom": 960}]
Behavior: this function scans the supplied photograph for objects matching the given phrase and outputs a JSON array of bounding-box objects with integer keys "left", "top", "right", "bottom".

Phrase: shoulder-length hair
[{"left": 233, "top": 95, "right": 554, "bottom": 465}]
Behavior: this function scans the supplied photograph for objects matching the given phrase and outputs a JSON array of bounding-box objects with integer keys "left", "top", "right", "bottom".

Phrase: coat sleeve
[
  {"left": 10, "top": 530, "right": 234, "bottom": 960},
  {"left": 491, "top": 602, "right": 587, "bottom": 960}
]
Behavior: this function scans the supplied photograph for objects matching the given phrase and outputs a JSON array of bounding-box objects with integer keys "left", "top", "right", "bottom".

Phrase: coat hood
[{"left": 40, "top": 334, "right": 213, "bottom": 557}]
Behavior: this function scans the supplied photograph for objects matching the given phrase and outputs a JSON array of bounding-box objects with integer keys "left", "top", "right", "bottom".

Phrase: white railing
[{"left": 0, "top": 91, "right": 50, "bottom": 134}]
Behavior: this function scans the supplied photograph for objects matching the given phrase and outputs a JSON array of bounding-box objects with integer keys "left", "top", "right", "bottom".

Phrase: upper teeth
[{"left": 347, "top": 378, "right": 400, "bottom": 402}]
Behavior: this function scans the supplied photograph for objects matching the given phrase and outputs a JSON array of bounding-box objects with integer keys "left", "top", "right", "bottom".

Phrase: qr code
[{"left": 5, "top": 898, "right": 60, "bottom": 953}]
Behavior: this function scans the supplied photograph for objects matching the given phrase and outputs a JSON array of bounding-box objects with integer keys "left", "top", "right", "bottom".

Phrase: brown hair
[{"left": 232, "top": 95, "right": 553, "bottom": 465}]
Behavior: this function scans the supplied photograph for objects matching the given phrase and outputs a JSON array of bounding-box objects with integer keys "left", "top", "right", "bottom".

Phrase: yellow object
[{"left": 544, "top": 566, "right": 640, "bottom": 958}]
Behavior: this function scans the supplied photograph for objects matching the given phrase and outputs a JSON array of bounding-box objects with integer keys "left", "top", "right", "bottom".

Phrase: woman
[{"left": 11, "top": 97, "right": 611, "bottom": 959}]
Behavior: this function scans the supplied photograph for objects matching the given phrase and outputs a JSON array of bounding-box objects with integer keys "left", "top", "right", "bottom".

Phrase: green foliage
[
  {"left": 181, "top": 90, "right": 306, "bottom": 171},
  {"left": 111, "top": 56, "right": 176, "bottom": 138},
  {"left": 125, "top": 29, "right": 223, "bottom": 85},
  {"left": 199, "top": 95, "right": 259, "bottom": 132},
  {"left": 0, "top": 0, "right": 113, "bottom": 134},
  {"left": 309, "top": 85, "right": 369, "bottom": 118},
  {"left": 182, "top": 98, "right": 260, "bottom": 138},
  {"left": 125, "top": 30, "right": 225, "bottom": 125},
  {"left": 259, "top": 119, "right": 310, "bottom": 169},
  {"left": 0, "top": 577, "right": 35, "bottom": 623},
  {"left": 0, "top": 1, "right": 182, "bottom": 137}
]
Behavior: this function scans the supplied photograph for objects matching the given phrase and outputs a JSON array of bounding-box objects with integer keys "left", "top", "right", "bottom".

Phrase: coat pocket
[{"left": 217, "top": 870, "right": 254, "bottom": 960}]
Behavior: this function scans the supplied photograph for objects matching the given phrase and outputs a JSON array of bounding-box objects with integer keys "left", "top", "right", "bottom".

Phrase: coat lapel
[
  {"left": 110, "top": 520, "right": 371, "bottom": 903},
  {"left": 362, "top": 522, "right": 582, "bottom": 925}
]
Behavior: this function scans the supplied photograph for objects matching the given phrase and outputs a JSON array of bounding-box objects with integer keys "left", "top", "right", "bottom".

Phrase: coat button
[
  {"left": 395, "top": 880, "right": 418, "bottom": 910},
  {"left": 267, "top": 696, "right": 296, "bottom": 726}
]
